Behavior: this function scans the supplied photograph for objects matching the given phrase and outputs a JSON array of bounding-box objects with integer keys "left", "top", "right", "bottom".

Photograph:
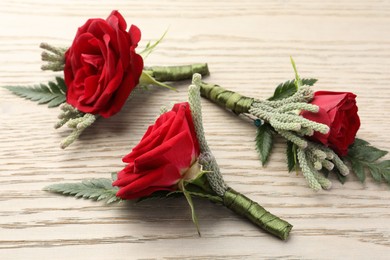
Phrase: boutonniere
[
  {"left": 3, "top": 10, "right": 209, "bottom": 148},
  {"left": 199, "top": 58, "right": 389, "bottom": 190},
  {"left": 44, "top": 74, "right": 293, "bottom": 240}
]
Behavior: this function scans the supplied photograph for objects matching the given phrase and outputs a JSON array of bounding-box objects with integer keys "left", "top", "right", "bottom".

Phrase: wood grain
[{"left": 0, "top": 0, "right": 389, "bottom": 259}]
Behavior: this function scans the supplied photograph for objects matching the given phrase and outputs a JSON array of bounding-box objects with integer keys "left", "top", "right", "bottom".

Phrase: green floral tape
[
  {"left": 199, "top": 82, "right": 254, "bottom": 114},
  {"left": 223, "top": 188, "right": 292, "bottom": 240},
  {"left": 147, "top": 63, "right": 210, "bottom": 82}
]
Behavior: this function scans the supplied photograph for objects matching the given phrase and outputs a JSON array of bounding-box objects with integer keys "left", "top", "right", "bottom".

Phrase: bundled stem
[
  {"left": 145, "top": 63, "right": 209, "bottom": 82},
  {"left": 199, "top": 82, "right": 254, "bottom": 114},
  {"left": 189, "top": 74, "right": 292, "bottom": 240},
  {"left": 224, "top": 188, "right": 292, "bottom": 240}
]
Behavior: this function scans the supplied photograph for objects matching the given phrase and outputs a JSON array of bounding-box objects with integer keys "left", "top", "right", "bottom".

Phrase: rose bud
[
  {"left": 113, "top": 102, "right": 201, "bottom": 199},
  {"left": 301, "top": 91, "right": 360, "bottom": 156}
]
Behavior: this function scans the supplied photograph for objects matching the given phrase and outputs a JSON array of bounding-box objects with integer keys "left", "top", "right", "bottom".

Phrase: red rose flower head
[
  {"left": 113, "top": 102, "right": 201, "bottom": 200},
  {"left": 301, "top": 91, "right": 360, "bottom": 156},
  {"left": 64, "top": 10, "right": 144, "bottom": 118}
]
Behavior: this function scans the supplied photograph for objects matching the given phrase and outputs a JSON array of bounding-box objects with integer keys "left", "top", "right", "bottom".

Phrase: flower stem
[
  {"left": 199, "top": 82, "right": 254, "bottom": 114},
  {"left": 223, "top": 187, "right": 292, "bottom": 240},
  {"left": 144, "top": 63, "right": 209, "bottom": 82}
]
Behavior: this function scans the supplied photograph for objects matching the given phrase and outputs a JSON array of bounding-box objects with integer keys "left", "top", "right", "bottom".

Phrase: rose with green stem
[
  {"left": 45, "top": 74, "right": 293, "bottom": 240},
  {"left": 198, "top": 58, "right": 390, "bottom": 190},
  {"left": 4, "top": 10, "right": 209, "bottom": 149}
]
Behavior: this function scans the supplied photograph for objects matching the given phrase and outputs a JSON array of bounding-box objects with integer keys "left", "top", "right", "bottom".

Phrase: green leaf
[
  {"left": 345, "top": 139, "right": 390, "bottom": 184},
  {"left": 351, "top": 138, "right": 369, "bottom": 147},
  {"left": 139, "top": 71, "right": 176, "bottom": 91},
  {"left": 255, "top": 124, "right": 274, "bottom": 166},
  {"left": 43, "top": 178, "right": 120, "bottom": 204},
  {"left": 179, "top": 180, "right": 200, "bottom": 236},
  {"left": 136, "top": 190, "right": 181, "bottom": 203},
  {"left": 335, "top": 170, "right": 347, "bottom": 184},
  {"left": 184, "top": 182, "right": 223, "bottom": 204},
  {"left": 286, "top": 141, "right": 298, "bottom": 172},
  {"left": 290, "top": 56, "right": 302, "bottom": 89},
  {"left": 4, "top": 77, "right": 67, "bottom": 107},
  {"left": 268, "top": 78, "right": 318, "bottom": 101},
  {"left": 301, "top": 78, "right": 318, "bottom": 86},
  {"left": 139, "top": 29, "right": 168, "bottom": 59},
  {"left": 268, "top": 80, "right": 295, "bottom": 101},
  {"left": 348, "top": 143, "right": 387, "bottom": 163},
  {"left": 368, "top": 165, "right": 382, "bottom": 182},
  {"left": 350, "top": 160, "right": 365, "bottom": 182},
  {"left": 187, "top": 190, "right": 223, "bottom": 204}
]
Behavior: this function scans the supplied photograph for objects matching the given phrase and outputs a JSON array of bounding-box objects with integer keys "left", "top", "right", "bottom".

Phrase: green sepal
[
  {"left": 4, "top": 77, "right": 66, "bottom": 107},
  {"left": 255, "top": 123, "right": 274, "bottom": 166},
  {"left": 345, "top": 138, "right": 390, "bottom": 184},
  {"left": 286, "top": 141, "right": 298, "bottom": 172},
  {"left": 268, "top": 78, "right": 318, "bottom": 101},
  {"left": 139, "top": 29, "right": 168, "bottom": 59},
  {"left": 43, "top": 178, "right": 120, "bottom": 204},
  {"left": 139, "top": 71, "right": 177, "bottom": 91}
]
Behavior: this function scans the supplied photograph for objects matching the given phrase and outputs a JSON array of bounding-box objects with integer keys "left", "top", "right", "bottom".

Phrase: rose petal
[{"left": 134, "top": 131, "right": 195, "bottom": 172}]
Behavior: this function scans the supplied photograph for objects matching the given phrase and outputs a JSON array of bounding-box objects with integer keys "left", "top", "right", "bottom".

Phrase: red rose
[
  {"left": 113, "top": 102, "right": 201, "bottom": 199},
  {"left": 64, "top": 10, "right": 143, "bottom": 118},
  {"left": 301, "top": 91, "right": 360, "bottom": 156}
]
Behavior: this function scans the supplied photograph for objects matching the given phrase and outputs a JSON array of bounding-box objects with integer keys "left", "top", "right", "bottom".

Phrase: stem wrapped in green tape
[
  {"left": 199, "top": 82, "right": 254, "bottom": 114},
  {"left": 224, "top": 188, "right": 292, "bottom": 240},
  {"left": 145, "top": 63, "right": 209, "bottom": 82}
]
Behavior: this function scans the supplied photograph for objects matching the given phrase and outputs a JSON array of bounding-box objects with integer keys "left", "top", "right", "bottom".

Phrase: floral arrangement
[
  {"left": 3, "top": 10, "right": 389, "bottom": 242},
  {"left": 4, "top": 11, "right": 209, "bottom": 148},
  {"left": 44, "top": 75, "right": 293, "bottom": 240},
  {"left": 199, "top": 58, "right": 390, "bottom": 190}
]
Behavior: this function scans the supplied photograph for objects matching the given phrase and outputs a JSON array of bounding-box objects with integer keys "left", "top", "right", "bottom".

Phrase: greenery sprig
[
  {"left": 345, "top": 139, "right": 390, "bottom": 184},
  {"left": 44, "top": 176, "right": 120, "bottom": 204},
  {"left": 3, "top": 77, "right": 66, "bottom": 108}
]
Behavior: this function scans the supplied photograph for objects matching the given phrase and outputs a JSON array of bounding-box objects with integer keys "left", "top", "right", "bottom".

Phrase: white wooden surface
[{"left": 1, "top": 1, "right": 389, "bottom": 259}]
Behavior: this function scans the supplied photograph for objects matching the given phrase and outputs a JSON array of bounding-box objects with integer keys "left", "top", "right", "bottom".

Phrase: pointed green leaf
[
  {"left": 349, "top": 144, "right": 387, "bottom": 163},
  {"left": 268, "top": 78, "right": 318, "bottom": 101},
  {"left": 47, "top": 95, "right": 66, "bottom": 107},
  {"left": 139, "top": 71, "right": 177, "bottom": 91},
  {"left": 379, "top": 160, "right": 390, "bottom": 169},
  {"left": 335, "top": 170, "right": 347, "bottom": 184},
  {"left": 4, "top": 77, "right": 67, "bottom": 107},
  {"left": 368, "top": 165, "right": 382, "bottom": 182},
  {"left": 286, "top": 141, "right": 298, "bottom": 172},
  {"left": 179, "top": 181, "right": 200, "bottom": 236},
  {"left": 255, "top": 124, "right": 274, "bottom": 166},
  {"left": 139, "top": 29, "right": 168, "bottom": 59},
  {"left": 56, "top": 77, "right": 67, "bottom": 93},
  {"left": 290, "top": 57, "right": 302, "bottom": 89},
  {"left": 136, "top": 190, "right": 180, "bottom": 203},
  {"left": 268, "top": 80, "right": 295, "bottom": 101},
  {"left": 350, "top": 160, "right": 365, "bottom": 182},
  {"left": 383, "top": 171, "right": 390, "bottom": 183},
  {"left": 346, "top": 139, "right": 390, "bottom": 184},
  {"left": 301, "top": 78, "right": 318, "bottom": 86},
  {"left": 43, "top": 178, "right": 120, "bottom": 204}
]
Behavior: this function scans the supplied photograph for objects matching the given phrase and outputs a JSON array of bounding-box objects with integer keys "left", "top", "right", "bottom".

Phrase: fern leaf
[
  {"left": 4, "top": 77, "right": 67, "bottom": 107},
  {"left": 44, "top": 178, "right": 120, "bottom": 204}
]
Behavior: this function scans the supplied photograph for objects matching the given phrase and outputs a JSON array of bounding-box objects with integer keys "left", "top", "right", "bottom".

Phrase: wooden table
[{"left": 1, "top": 1, "right": 389, "bottom": 259}]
